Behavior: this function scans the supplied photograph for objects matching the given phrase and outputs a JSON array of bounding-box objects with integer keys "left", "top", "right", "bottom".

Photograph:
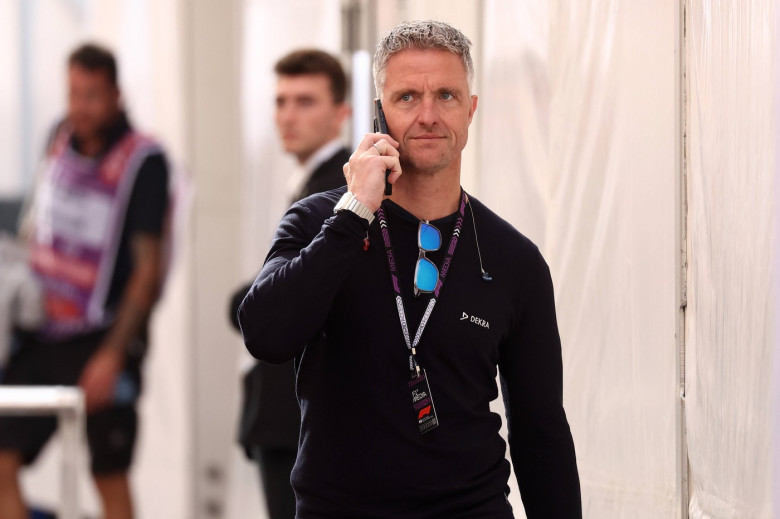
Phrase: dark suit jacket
[{"left": 231, "top": 147, "right": 349, "bottom": 454}]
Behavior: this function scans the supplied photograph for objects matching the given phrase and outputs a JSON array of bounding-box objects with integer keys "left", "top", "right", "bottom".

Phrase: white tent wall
[
  {"left": 480, "top": 1, "right": 679, "bottom": 517},
  {"left": 684, "top": 1, "right": 777, "bottom": 518},
  {"left": 0, "top": 0, "right": 22, "bottom": 196}
]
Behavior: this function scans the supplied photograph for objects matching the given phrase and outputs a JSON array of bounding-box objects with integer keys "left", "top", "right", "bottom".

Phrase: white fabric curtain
[
  {"left": 0, "top": 0, "right": 23, "bottom": 196},
  {"left": 482, "top": 1, "right": 778, "bottom": 518},
  {"left": 480, "top": 1, "right": 679, "bottom": 517},
  {"left": 685, "top": 2, "right": 776, "bottom": 518}
]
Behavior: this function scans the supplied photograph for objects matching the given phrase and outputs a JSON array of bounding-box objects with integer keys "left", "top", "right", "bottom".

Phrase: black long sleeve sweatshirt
[{"left": 238, "top": 187, "right": 581, "bottom": 519}]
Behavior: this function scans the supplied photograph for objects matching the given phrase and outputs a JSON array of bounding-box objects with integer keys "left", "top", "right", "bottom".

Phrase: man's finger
[
  {"left": 356, "top": 132, "right": 399, "bottom": 155},
  {"left": 371, "top": 139, "right": 400, "bottom": 158}
]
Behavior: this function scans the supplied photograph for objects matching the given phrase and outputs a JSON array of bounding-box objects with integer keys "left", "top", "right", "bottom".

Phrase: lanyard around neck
[{"left": 376, "top": 191, "right": 469, "bottom": 377}]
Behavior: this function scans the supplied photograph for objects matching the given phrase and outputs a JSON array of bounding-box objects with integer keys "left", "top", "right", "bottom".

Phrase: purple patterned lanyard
[{"left": 376, "top": 191, "right": 468, "bottom": 377}]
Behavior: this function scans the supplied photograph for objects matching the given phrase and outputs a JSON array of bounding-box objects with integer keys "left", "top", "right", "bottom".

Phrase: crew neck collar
[{"left": 382, "top": 188, "right": 465, "bottom": 226}]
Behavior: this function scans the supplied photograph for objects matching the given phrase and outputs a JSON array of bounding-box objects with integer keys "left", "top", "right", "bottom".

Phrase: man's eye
[
  {"left": 441, "top": 92, "right": 453, "bottom": 100},
  {"left": 400, "top": 94, "right": 413, "bottom": 102}
]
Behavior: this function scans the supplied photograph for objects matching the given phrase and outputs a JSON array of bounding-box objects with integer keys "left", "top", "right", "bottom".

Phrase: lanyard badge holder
[
  {"left": 409, "top": 368, "right": 438, "bottom": 434},
  {"left": 376, "top": 192, "right": 469, "bottom": 434}
]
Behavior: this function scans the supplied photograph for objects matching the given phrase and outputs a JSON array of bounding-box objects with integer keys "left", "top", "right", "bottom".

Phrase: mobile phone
[{"left": 373, "top": 98, "right": 392, "bottom": 196}]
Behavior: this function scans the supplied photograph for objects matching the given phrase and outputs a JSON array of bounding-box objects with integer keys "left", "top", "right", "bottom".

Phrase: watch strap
[{"left": 334, "top": 191, "right": 375, "bottom": 225}]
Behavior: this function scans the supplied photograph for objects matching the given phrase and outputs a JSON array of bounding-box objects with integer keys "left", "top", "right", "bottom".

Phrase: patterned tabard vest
[{"left": 29, "top": 126, "right": 163, "bottom": 339}]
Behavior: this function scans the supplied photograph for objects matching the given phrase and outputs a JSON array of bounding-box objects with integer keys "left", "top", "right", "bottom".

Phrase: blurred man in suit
[{"left": 229, "top": 48, "right": 349, "bottom": 519}]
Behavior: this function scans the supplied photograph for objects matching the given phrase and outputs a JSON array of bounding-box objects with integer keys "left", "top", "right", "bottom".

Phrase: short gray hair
[{"left": 372, "top": 20, "right": 474, "bottom": 98}]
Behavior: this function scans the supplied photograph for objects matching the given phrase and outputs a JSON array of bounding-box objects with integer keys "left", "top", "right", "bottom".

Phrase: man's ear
[
  {"left": 338, "top": 103, "right": 351, "bottom": 123},
  {"left": 468, "top": 95, "right": 478, "bottom": 124}
]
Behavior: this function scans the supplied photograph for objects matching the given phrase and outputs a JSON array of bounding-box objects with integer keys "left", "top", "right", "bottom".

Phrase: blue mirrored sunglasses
[{"left": 414, "top": 221, "right": 442, "bottom": 295}]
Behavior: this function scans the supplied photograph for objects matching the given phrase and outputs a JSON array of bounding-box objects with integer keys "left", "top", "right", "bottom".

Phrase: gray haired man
[{"left": 239, "top": 20, "right": 581, "bottom": 518}]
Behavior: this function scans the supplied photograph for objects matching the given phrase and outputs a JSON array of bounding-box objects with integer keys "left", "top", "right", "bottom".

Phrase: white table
[{"left": 0, "top": 386, "right": 84, "bottom": 519}]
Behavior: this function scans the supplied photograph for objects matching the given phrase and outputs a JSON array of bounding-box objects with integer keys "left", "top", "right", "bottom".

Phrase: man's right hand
[{"left": 343, "top": 133, "right": 402, "bottom": 212}]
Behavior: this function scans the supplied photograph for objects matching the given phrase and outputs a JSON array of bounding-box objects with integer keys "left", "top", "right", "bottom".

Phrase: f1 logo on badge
[{"left": 418, "top": 405, "right": 432, "bottom": 420}]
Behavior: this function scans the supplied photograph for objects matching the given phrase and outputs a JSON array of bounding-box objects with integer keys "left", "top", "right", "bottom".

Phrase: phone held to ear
[{"left": 373, "top": 98, "right": 392, "bottom": 196}]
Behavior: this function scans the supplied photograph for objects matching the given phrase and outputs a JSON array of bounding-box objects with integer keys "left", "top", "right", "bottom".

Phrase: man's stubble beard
[{"left": 399, "top": 148, "right": 453, "bottom": 178}]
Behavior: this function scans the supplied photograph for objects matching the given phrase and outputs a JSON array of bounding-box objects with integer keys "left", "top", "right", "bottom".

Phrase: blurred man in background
[
  {"left": 0, "top": 43, "right": 170, "bottom": 519},
  {"left": 229, "top": 49, "right": 348, "bottom": 519}
]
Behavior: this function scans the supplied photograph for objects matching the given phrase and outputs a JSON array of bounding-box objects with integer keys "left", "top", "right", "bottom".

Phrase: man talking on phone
[{"left": 239, "top": 20, "right": 581, "bottom": 519}]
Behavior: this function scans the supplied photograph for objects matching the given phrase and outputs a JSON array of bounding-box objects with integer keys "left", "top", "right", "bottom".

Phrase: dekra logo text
[{"left": 460, "top": 312, "right": 489, "bottom": 329}]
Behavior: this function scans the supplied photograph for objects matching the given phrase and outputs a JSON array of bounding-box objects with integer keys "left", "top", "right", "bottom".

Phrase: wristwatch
[{"left": 334, "top": 191, "right": 375, "bottom": 225}]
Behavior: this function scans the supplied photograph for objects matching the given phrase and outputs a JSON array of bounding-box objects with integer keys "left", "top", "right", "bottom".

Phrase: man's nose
[
  {"left": 416, "top": 97, "right": 439, "bottom": 127},
  {"left": 69, "top": 93, "right": 84, "bottom": 108},
  {"left": 69, "top": 100, "right": 87, "bottom": 115},
  {"left": 277, "top": 104, "right": 295, "bottom": 125}
]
